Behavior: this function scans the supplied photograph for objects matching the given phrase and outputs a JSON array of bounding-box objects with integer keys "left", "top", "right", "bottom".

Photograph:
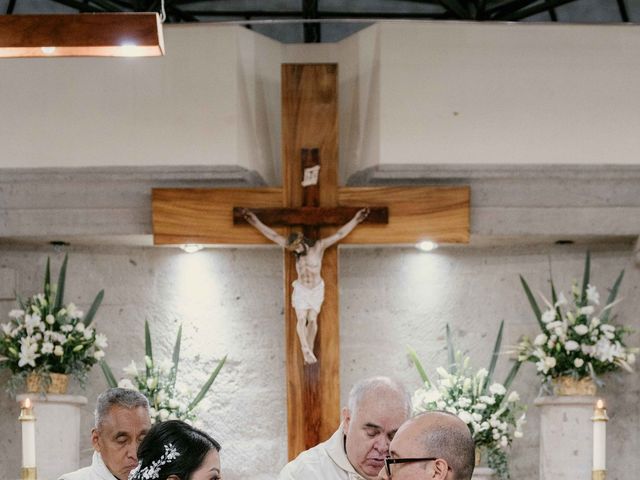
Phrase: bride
[{"left": 129, "top": 420, "right": 221, "bottom": 480}]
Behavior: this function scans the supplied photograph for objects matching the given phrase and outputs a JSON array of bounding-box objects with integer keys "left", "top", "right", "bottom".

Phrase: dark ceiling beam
[
  {"left": 486, "top": 0, "right": 538, "bottom": 19},
  {"left": 549, "top": 7, "right": 558, "bottom": 20},
  {"left": 438, "top": 0, "right": 470, "bottom": 18},
  {"left": 5, "top": 0, "right": 17, "bottom": 14},
  {"left": 302, "top": 0, "right": 321, "bottom": 43},
  {"left": 180, "top": 10, "right": 451, "bottom": 19},
  {"left": 49, "top": 0, "right": 107, "bottom": 12},
  {"left": 503, "top": 0, "right": 579, "bottom": 20},
  {"left": 617, "top": 0, "right": 630, "bottom": 22}
]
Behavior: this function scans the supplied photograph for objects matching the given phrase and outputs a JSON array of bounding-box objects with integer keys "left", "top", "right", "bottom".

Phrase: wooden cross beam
[{"left": 152, "top": 64, "right": 470, "bottom": 459}]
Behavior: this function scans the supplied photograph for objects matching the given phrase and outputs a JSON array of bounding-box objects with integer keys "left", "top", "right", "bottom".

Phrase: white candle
[
  {"left": 592, "top": 398, "right": 608, "bottom": 472},
  {"left": 19, "top": 398, "right": 36, "bottom": 468}
]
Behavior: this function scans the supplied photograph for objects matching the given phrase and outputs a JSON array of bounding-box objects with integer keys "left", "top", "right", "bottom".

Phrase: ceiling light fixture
[
  {"left": 416, "top": 240, "right": 438, "bottom": 252},
  {"left": 181, "top": 244, "right": 203, "bottom": 254},
  {"left": 0, "top": 12, "right": 165, "bottom": 58}
]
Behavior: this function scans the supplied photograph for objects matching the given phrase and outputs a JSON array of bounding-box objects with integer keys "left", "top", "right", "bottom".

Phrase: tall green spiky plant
[{"left": 101, "top": 320, "right": 226, "bottom": 423}]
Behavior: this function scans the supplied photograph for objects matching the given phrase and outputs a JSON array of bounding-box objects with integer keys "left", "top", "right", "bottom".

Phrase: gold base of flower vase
[
  {"left": 592, "top": 470, "right": 606, "bottom": 480},
  {"left": 26, "top": 372, "right": 69, "bottom": 394},
  {"left": 552, "top": 376, "right": 597, "bottom": 396},
  {"left": 21, "top": 467, "right": 37, "bottom": 480},
  {"left": 475, "top": 447, "right": 481, "bottom": 467}
]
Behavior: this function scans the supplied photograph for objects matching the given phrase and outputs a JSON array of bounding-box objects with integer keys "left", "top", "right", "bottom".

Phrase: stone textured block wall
[{"left": 0, "top": 243, "right": 637, "bottom": 479}]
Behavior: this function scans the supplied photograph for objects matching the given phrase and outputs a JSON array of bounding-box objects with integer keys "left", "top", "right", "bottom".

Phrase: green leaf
[
  {"left": 83, "top": 290, "right": 104, "bottom": 326},
  {"left": 100, "top": 360, "right": 118, "bottom": 388},
  {"left": 485, "top": 321, "right": 504, "bottom": 392},
  {"left": 520, "top": 275, "right": 544, "bottom": 330},
  {"left": 144, "top": 320, "right": 153, "bottom": 376},
  {"left": 580, "top": 251, "right": 591, "bottom": 306},
  {"left": 188, "top": 355, "right": 227, "bottom": 411},
  {"left": 44, "top": 257, "right": 51, "bottom": 298},
  {"left": 407, "top": 346, "right": 430, "bottom": 384},
  {"left": 54, "top": 254, "right": 69, "bottom": 312},
  {"left": 446, "top": 324, "right": 456, "bottom": 374},
  {"left": 171, "top": 324, "right": 183, "bottom": 388},
  {"left": 601, "top": 269, "right": 625, "bottom": 323},
  {"left": 503, "top": 360, "right": 521, "bottom": 391}
]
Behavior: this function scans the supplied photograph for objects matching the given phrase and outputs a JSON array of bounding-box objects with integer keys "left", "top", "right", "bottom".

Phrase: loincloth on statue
[{"left": 291, "top": 279, "right": 325, "bottom": 314}]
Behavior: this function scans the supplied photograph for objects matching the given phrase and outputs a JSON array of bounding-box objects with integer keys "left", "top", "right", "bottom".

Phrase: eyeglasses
[{"left": 384, "top": 456, "right": 438, "bottom": 477}]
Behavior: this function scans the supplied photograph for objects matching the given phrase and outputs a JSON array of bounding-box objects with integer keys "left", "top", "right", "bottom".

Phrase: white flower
[
  {"left": 18, "top": 339, "right": 40, "bottom": 367},
  {"left": 158, "top": 359, "right": 174, "bottom": 374},
  {"left": 457, "top": 410, "right": 473, "bottom": 424},
  {"left": 541, "top": 310, "right": 556, "bottom": 324},
  {"left": 500, "top": 436, "right": 508, "bottom": 448},
  {"left": 74, "top": 322, "right": 85, "bottom": 332},
  {"left": 118, "top": 378, "right": 137, "bottom": 390},
  {"left": 507, "top": 391, "right": 520, "bottom": 403},
  {"left": 168, "top": 398, "right": 180, "bottom": 409},
  {"left": 156, "top": 389, "right": 167, "bottom": 404},
  {"left": 514, "top": 430, "right": 523, "bottom": 439},
  {"left": 564, "top": 340, "right": 580, "bottom": 352},
  {"left": 555, "top": 292, "right": 568, "bottom": 307},
  {"left": 1, "top": 323, "right": 13, "bottom": 336},
  {"left": 627, "top": 353, "right": 636, "bottom": 365},
  {"left": 591, "top": 317, "right": 601, "bottom": 328},
  {"left": 534, "top": 334, "right": 548, "bottom": 346},
  {"left": 45, "top": 314, "right": 55, "bottom": 325},
  {"left": 536, "top": 356, "right": 557, "bottom": 374},
  {"left": 83, "top": 327, "right": 94, "bottom": 340},
  {"left": 60, "top": 324, "right": 74, "bottom": 333},
  {"left": 586, "top": 284, "right": 600, "bottom": 305},
  {"left": 41, "top": 342, "right": 54, "bottom": 354},
  {"left": 436, "top": 367, "right": 449, "bottom": 379},
  {"left": 9, "top": 309, "right": 25, "bottom": 319},
  {"left": 158, "top": 409, "right": 170, "bottom": 421},
  {"left": 123, "top": 360, "right": 138, "bottom": 377},
  {"left": 146, "top": 376, "right": 158, "bottom": 390},
  {"left": 579, "top": 306, "right": 595, "bottom": 316},
  {"left": 53, "top": 345, "right": 64, "bottom": 356},
  {"left": 457, "top": 397, "right": 472, "bottom": 408},
  {"left": 574, "top": 358, "right": 585, "bottom": 368},
  {"left": 93, "top": 350, "right": 105, "bottom": 360},
  {"left": 573, "top": 325, "right": 589, "bottom": 336},
  {"left": 489, "top": 383, "right": 506, "bottom": 396},
  {"left": 479, "top": 395, "right": 495, "bottom": 405},
  {"left": 95, "top": 333, "right": 108, "bottom": 349}
]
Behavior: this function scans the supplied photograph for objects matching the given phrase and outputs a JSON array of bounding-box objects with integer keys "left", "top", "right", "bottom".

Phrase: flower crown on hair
[{"left": 128, "top": 443, "right": 180, "bottom": 480}]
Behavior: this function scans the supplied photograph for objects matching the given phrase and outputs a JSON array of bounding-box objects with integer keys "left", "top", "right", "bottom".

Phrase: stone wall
[{"left": 0, "top": 243, "right": 637, "bottom": 480}]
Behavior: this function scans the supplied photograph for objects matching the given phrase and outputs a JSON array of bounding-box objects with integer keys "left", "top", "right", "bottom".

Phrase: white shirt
[
  {"left": 58, "top": 452, "right": 118, "bottom": 480},
  {"left": 278, "top": 428, "right": 365, "bottom": 480}
]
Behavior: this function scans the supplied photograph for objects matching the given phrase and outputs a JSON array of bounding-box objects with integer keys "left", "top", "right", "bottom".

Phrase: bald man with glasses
[{"left": 377, "top": 411, "right": 475, "bottom": 480}]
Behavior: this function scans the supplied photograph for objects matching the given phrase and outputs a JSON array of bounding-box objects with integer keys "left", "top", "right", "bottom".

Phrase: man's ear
[
  {"left": 431, "top": 459, "right": 449, "bottom": 479},
  {"left": 91, "top": 428, "right": 101, "bottom": 452},
  {"left": 341, "top": 407, "right": 351, "bottom": 434}
]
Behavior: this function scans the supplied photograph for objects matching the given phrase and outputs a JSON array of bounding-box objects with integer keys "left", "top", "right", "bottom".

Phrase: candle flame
[
  {"left": 24, "top": 398, "right": 31, "bottom": 409},
  {"left": 596, "top": 399, "right": 604, "bottom": 409}
]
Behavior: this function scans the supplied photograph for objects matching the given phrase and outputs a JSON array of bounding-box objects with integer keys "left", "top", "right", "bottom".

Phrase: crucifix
[{"left": 152, "top": 64, "right": 470, "bottom": 459}]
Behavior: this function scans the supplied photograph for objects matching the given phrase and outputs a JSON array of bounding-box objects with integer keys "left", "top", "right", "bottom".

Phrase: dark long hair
[{"left": 130, "top": 420, "right": 220, "bottom": 480}]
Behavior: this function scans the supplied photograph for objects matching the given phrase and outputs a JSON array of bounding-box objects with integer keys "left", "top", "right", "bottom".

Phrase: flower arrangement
[
  {"left": 517, "top": 252, "right": 637, "bottom": 386},
  {"left": 0, "top": 255, "right": 106, "bottom": 394},
  {"left": 101, "top": 320, "right": 226, "bottom": 424},
  {"left": 410, "top": 322, "right": 525, "bottom": 479}
]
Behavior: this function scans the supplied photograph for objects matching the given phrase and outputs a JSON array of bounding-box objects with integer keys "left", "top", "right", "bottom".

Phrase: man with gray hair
[
  {"left": 377, "top": 411, "right": 475, "bottom": 480},
  {"left": 59, "top": 388, "right": 151, "bottom": 480},
  {"left": 279, "top": 376, "right": 411, "bottom": 480}
]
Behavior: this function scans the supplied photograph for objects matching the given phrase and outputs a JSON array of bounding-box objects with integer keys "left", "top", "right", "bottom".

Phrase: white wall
[
  {"left": 3, "top": 21, "right": 640, "bottom": 182},
  {"left": 0, "top": 243, "right": 637, "bottom": 480},
  {"left": 373, "top": 22, "right": 640, "bottom": 174}
]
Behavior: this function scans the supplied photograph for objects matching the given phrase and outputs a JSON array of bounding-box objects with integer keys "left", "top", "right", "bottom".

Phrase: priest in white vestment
[
  {"left": 278, "top": 377, "right": 410, "bottom": 480},
  {"left": 59, "top": 388, "right": 151, "bottom": 480}
]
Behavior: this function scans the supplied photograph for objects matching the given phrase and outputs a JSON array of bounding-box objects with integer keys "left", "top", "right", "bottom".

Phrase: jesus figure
[{"left": 242, "top": 208, "right": 369, "bottom": 364}]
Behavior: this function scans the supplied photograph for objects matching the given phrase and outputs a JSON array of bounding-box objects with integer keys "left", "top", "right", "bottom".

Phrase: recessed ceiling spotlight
[
  {"left": 181, "top": 244, "right": 203, "bottom": 254},
  {"left": 416, "top": 240, "right": 438, "bottom": 252}
]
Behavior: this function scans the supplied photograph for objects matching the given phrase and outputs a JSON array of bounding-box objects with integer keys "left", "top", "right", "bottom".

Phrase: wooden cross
[{"left": 152, "top": 64, "right": 470, "bottom": 459}]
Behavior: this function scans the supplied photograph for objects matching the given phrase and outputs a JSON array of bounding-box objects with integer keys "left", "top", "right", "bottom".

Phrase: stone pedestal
[
  {"left": 16, "top": 393, "right": 88, "bottom": 480},
  {"left": 534, "top": 395, "right": 596, "bottom": 480},
  {"left": 472, "top": 467, "right": 496, "bottom": 479}
]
